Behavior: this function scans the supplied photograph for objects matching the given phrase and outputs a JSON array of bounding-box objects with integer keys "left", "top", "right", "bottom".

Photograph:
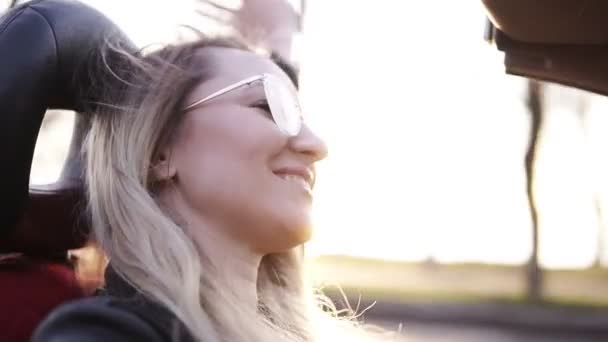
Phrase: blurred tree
[
  {"left": 575, "top": 94, "right": 606, "bottom": 268},
  {"left": 525, "top": 79, "right": 544, "bottom": 302},
  {"left": 594, "top": 196, "right": 606, "bottom": 268}
]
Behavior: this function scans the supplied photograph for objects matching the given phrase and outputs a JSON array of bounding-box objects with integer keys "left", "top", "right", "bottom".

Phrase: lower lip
[{"left": 274, "top": 174, "right": 313, "bottom": 196}]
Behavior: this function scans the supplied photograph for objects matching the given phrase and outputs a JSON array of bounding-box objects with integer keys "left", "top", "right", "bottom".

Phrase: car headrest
[
  {"left": 482, "top": 0, "right": 608, "bottom": 96},
  {"left": 0, "top": 0, "right": 135, "bottom": 253}
]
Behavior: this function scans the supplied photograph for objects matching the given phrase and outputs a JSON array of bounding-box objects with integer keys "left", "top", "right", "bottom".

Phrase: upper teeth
[{"left": 281, "top": 175, "right": 311, "bottom": 191}]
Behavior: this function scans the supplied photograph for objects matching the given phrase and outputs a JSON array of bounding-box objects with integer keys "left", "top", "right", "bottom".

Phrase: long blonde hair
[{"left": 84, "top": 37, "right": 386, "bottom": 342}]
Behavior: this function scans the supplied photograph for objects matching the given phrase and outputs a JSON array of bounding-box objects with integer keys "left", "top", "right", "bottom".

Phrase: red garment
[{"left": 0, "top": 256, "right": 84, "bottom": 342}]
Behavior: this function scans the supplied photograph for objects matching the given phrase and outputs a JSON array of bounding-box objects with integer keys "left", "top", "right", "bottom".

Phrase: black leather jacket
[{"left": 32, "top": 267, "right": 195, "bottom": 342}]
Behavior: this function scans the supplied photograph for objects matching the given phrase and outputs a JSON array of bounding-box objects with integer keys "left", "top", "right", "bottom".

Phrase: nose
[{"left": 289, "top": 124, "right": 328, "bottom": 162}]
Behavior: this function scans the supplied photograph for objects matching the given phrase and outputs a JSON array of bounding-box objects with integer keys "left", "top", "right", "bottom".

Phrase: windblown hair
[{"left": 84, "top": 36, "right": 389, "bottom": 342}]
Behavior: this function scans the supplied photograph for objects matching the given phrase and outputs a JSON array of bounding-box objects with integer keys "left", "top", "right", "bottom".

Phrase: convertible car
[
  {"left": 483, "top": 0, "right": 608, "bottom": 96},
  {"left": 0, "top": 0, "right": 605, "bottom": 341}
]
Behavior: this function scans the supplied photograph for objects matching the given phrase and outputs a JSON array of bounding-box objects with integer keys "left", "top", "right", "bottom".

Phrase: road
[{"left": 376, "top": 320, "right": 607, "bottom": 342}]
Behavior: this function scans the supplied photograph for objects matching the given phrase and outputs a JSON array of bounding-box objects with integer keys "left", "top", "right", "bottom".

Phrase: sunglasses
[{"left": 183, "top": 73, "right": 303, "bottom": 137}]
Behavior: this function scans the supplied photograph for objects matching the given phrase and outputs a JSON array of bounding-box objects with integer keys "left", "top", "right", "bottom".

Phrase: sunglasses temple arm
[{"left": 183, "top": 75, "right": 265, "bottom": 111}]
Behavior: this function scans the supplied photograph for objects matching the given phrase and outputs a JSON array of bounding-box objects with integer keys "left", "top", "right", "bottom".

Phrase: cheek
[
  {"left": 173, "top": 115, "right": 271, "bottom": 204},
  {"left": 170, "top": 110, "right": 313, "bottom": 250}
]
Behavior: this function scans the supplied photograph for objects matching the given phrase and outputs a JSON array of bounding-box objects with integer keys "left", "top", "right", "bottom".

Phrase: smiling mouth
[{"left": 275, "top": 174, "right": 313, "bottom": 193}]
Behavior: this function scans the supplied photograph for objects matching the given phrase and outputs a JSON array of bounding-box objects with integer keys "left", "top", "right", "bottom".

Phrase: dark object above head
[
  {"left": 0, "top": 0, "right": 136, "bottom": 253},
  {"left": 482, "top": 0, "right": 608, "bottom": 96}
]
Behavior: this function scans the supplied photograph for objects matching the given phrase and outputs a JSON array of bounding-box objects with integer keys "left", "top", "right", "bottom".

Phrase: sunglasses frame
[{"left": 182, "top": 73, "right": 302, "bottom": 136}]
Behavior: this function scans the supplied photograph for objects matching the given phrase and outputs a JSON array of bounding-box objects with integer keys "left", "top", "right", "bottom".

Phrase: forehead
[{"left": 189, "top": 47, "right": 290, "bottom": 93}]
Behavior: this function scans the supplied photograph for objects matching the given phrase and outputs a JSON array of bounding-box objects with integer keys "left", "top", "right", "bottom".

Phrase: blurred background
[{"left": 6, "top": 0, "right": 608, "bottom": 340}]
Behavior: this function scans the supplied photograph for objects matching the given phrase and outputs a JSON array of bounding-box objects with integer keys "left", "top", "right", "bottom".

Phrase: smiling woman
[
  {"left": 31, "top": 31, "right": 390, "bottom": 341},
  {"left": 26, "top": 0, "right": 608, "bottom": 273}
]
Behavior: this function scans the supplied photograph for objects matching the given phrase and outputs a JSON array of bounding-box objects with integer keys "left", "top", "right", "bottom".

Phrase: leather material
[
  {"left": 0, "top": 0, "right": 135, "bottom": 251},
  {"left": 0, "top": 182, "right": 88, "bottom": 254},
  {"left": 483, "top": 1, "right": 608, "bottom": 96},
  {"left": 0, "top": 255, "right": 84, "bottom": 342},
  {"left": 482, "top": 0, "right": 608, "bottom": 45},
  {"left": 32, "top": 267, "right": 194, "bottom": 342},
  {"left": 32, "top": 297, "right": 173, "bottom": 342},
  {"left": 491, "top": 28, "right": 608, "bottom": 96}
]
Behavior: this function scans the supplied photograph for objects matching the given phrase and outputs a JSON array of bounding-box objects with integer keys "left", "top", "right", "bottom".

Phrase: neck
[
  {"left": 160, "top": 188, "right": 263, "bottom": 310},
  {"left": 198, "top": 226, "right": 262, "bottom": 310}
]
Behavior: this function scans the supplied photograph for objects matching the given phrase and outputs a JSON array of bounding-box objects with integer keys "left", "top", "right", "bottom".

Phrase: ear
[{"left": 150, "top": 148, "right": 177, "bottom": 182}]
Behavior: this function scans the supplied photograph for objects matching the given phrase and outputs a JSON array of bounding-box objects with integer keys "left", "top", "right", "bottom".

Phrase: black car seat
[{"left": 0, "top": 1, "right": 134, "bottom": 340}]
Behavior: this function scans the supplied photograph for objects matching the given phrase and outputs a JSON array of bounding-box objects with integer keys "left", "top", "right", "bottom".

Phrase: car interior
[
  {"left": 1, "top": 0, "right": 607, "bottom": 341},
  {"left": 0, "top": 1, "right": 134, "bottom": 340}
]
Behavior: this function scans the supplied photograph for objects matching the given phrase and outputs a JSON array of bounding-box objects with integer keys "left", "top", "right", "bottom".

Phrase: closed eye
[{"left": 250, "top": 100, "right": 272, "bottom": 119}]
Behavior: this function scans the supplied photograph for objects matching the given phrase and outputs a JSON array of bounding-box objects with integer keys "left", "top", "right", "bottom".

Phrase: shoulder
[{"left": 32, "top": 296, "right": 190, "bottom": 342}]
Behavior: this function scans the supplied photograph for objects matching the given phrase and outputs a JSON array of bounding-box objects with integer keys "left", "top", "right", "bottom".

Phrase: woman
[{"left": 33, "top": 37, "right": 386, "bottom": 342}]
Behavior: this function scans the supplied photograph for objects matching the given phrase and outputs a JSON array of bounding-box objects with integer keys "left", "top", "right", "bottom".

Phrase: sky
[{"left": 25, "top": 0, "right": 608, "bottom": 269}]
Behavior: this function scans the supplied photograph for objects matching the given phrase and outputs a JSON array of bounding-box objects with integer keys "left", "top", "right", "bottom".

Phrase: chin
[
  {"left": 274, "top": 216, "right": 313, "bottom": 251},
  {"left": 291, "top": 223, "right": 313, "bottom": 245}
]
